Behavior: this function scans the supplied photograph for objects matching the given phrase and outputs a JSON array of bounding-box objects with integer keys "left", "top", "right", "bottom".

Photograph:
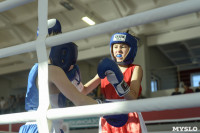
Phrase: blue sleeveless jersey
[
  {"left": 25, "top": 63, "right": 67, "bottom": 111},
  {"left": 25, "top": 63, "right": 39, "bottom": 111}
]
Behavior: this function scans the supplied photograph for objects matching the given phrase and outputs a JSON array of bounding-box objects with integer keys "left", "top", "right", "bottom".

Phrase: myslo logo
[{"left": 172, "top": 126, "right": 198, "bottom": 132}]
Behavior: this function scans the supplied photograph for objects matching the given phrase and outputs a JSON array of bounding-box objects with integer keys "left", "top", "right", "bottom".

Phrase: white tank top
[{"left": 50, "top": 72, "right": 84, "bottom": 133}]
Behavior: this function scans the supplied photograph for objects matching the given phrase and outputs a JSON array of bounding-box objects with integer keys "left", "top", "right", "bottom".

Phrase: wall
[
  {"left": 0, "top": 78, "right": 10, "bottom": 97},
  {"left": 77, "top": 58, "right": 102, "bottom": 84},
  {"left": 149, "top": 46, "right": 178, "bottom": 90},
  {"left": 0, "top": 72, "right": 27, "bottom": 98},
  {"left": 134, "top": 36, "right": 151, "bottom": 97},
  {"left": 149, "top": 47, "right": 174, "bottom": 69}
]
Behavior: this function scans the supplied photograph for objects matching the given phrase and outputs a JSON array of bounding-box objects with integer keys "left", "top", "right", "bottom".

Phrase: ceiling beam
[
  {"left": 0, "top": 53, "right": 36, "bottom": 66},
  {"left": 0, "top": 63, "right": 33, "bottom": 75},
  {"left": 0, "top": 0, "right": 35, "bottom": 12},
  {"left": 139, "top": 13, "right": 200, "bottom": 35},
  {"left": 70, "top": 0, "right": 105, "bottom": 23},
  {"left": 172, "top": 55, "right": 200, "bottom": 61},
  {"left": 147, "top": 26, "right": 200, "bottom": 46},
  {"left": 182, "top": 42, "right": 197, "bottom": 63},
  {"left": 78, "top": 45, "right": 109, "bottom": 61}
]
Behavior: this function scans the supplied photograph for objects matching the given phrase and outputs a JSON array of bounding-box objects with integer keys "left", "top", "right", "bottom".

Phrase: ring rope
[
  {"left": 46, "top": 93, "right": 200, "bottom": 120},
  {"left": 0, "top": 1, "right": 200, "bottom": 132},
  {"left": 0, "top": 93, "right": 199, "bottom": 124},
  {"left": 0, "top": 0, "right": 35, "bottom": 12}
]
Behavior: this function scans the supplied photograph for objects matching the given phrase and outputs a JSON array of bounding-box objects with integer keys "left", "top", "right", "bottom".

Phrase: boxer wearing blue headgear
[
  {"left": 19, "top": 19, "right": 93, "bottom": 133},
  {"left": 49, "top": 42, "right": 82, "bottom": 89},
  {"left": 49, "top": 42, "right": 77, "bottom": 76},
  {"left": 110, "top": 32, "right": 138, "bottom": 65}
]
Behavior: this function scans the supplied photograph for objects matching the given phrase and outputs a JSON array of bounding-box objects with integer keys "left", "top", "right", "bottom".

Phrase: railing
[{"left": 0, "top": 0, "right": 200, "bottom": 133}]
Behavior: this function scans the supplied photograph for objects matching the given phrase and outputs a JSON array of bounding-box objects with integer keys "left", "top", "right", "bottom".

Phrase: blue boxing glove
[
  {"left": 97, "top": 58, "right": 130, "bottom": 97},
  {"left": 103, "top": 100, "right": 128, "bottom": 127},
  {"left": 64, "top": 65, "right": 83, "bottom": 92},
  {"left": 65, "top": 65, "right": 81, "bottom": 83},
  {"left": 103, "top": 114, "right": 128, "bottom": 127}
]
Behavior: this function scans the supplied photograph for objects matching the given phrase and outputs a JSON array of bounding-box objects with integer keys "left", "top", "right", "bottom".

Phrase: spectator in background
[
  {"left": 171, "top": 87, "right": 182, "bottom": 95},
  {"left": 183, "top": 84, "right": 194, "bottom": 94},
  {"left": 11, "top": 95, "right": 17, "bottom": 113},
  {"left": 0, "top": 97, "right": 6, "bottom": 114},
  {"left": 195, "top": 81, "right": 200, "bottom": 92},
  {"left": 19, "top": 93, "right": 25, "bottom": 112},
  {"left": 195, "top": 88, "right": 200, "bottom": 92}
]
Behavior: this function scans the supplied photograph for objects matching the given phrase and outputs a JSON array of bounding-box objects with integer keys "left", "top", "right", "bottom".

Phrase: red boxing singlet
[
  {"left": 101, "top": 64, "right": 142, "bottom": 99},
  {"left": 100, "top": 64, "right": 143, "bottom": 133}
]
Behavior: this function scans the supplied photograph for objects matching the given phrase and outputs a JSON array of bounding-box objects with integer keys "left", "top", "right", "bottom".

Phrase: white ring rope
[
  {"left": 0, "top": 0, "right": 35, "bottom": 12},
  {"left": 0, "top": 0, "right": 200, "bottom": 131},
  {"left": 46, "top": 93, "right": 200, "bottom": 120},
  {"left": 0, "top": 111, "right": 38, "bottom": 124},
  {"left": 1, "top": 93, "right": 199, "bottom": 124},
  {"left": 1, "top": 0, "right": 200, "bottom": 58},
  {"left": 0, "top": 93, "right": 200, "bottom": 124}
]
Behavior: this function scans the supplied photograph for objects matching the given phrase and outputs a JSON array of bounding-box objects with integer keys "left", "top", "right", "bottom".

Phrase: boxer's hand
[
  {"left": 65, "top": 65, "right": 81, "bottom": 82},
  {"left": 65, "top": 65, "right": 84, "bottom": 92},
  {"left": 97, "top": 58, "right": 130, "bottom": 97}
]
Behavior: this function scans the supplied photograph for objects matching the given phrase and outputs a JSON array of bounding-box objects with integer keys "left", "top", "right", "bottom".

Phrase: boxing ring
[{"left": 0, "top": 0, "right": 200, "bottom": 132}]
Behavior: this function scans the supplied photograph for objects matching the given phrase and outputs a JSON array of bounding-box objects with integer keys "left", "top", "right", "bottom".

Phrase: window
[
  {"left": 190, "top": 73, "right": 200, "bottom": 87},
  {"left": 151, "top": 75, "right": 159, "bottom": 92},
  {"left": 151, "top": 80, "right": 158, "bottom": 92}
]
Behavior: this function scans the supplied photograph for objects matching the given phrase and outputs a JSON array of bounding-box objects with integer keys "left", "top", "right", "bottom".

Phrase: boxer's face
[{"left": 112, "top": 43, "right": 130, "bottom": 62}]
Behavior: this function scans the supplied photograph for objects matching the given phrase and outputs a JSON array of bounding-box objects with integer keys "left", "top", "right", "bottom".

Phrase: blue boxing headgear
[
  {"left": 48, "top": 19, "right": 62, "bottom": 35},
  {"left": 49, "top": 42, "right": 78, "bottom": 72},
  {"left": 37, "top": 18, "right": 62, "bottom": 36},
  {"left": 110, "top": 32, "right": 138, "bottom": 65}
]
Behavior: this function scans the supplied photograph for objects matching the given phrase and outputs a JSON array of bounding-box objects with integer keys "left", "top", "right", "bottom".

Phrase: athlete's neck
[{"left": 118, "top": 65, "right": 128, "bottom": 73}]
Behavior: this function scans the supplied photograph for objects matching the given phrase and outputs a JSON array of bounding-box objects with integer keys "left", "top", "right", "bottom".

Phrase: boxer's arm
[
  {"left": 82, "top": 74, "right": 101, "bottom": 95},
  {"left": 124, "top": 65, "right": 143, "bottom": 100},
  {"left": 48, "top": 65, "right": 97, "bottom": 106}
]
